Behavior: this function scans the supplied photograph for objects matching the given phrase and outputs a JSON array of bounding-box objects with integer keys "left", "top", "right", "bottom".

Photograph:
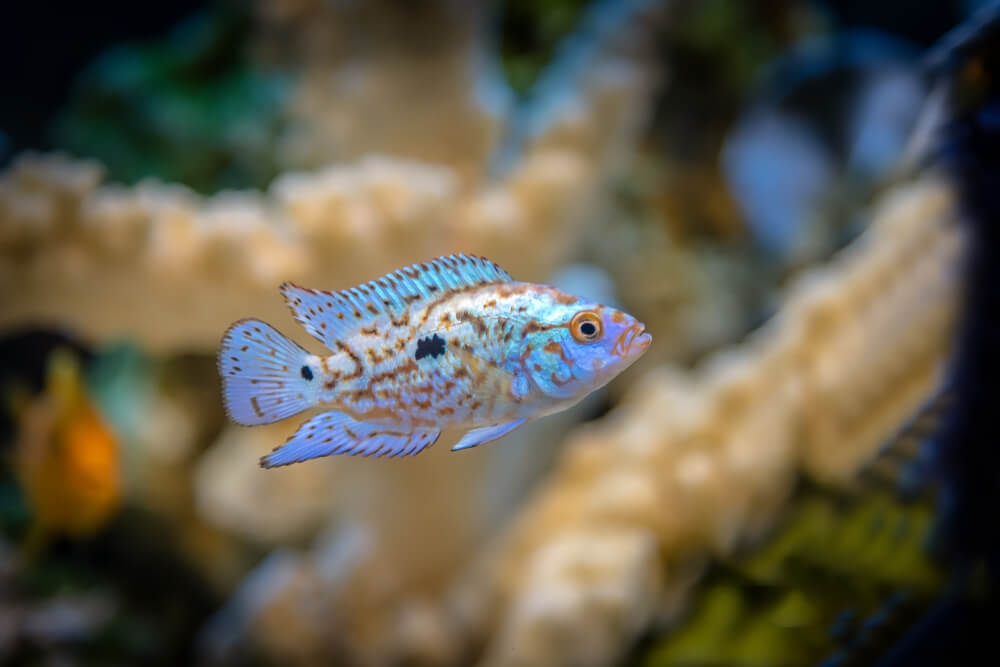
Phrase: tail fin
[{"left": 218, "top": 319, "right": 318, "bottom": 426}]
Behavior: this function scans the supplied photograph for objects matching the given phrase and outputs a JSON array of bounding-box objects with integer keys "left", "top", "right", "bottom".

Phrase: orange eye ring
[{"left": 570, "top": 311, "right": 603, "bottom": 343}]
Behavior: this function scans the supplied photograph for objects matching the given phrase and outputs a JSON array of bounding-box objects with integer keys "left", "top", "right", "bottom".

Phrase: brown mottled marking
[
  {"left": 240, "top": 346, "right": 248, "bottom": 352},
  {"left": 321, "top": 322, "right": 328, "bottom": 329},
  {"left": 396, "top": 338, "right": 408, "bottom": 352},
  {"left": 233, "top": 366, "right": 242, "bottom": 372},
  {"left": 250, "top": 379, "right": 258, "bottom": 385},
  {"left": 484, "top": 299, "right": 497, "bottom": 309},
  {"left": 366, "top": 349, "right": 383, "bottom": 365},
  {"left": 336, "top": 340, "right": 364, "bottom": 379},
  {"left": 438, "top": 406, "right": 454, "bottom": 416},
  {"left": 517, "top": 305, "right": 528, "bottom": 313},
  {"left": 545, "top": 339, "right": 572, "bottom": 364},
  {"left": 403, "top": 294, "right": 422, "bottom": 305},
  {"left": 427, "top": 284, "right": 440, "bottom": 293},
  {"left": 390, "top": 310, "right": 410, "bottom": 328},
  {"left": 250, "top": 397, "right": 265, "bottom": 417},
  {"left": 439, "top": 313, "right": 451, "bottom": 325},
  {"left": 550, "top": 371, "right": 572, "bottom": 387},
  {"left": 324, "top": 380, "right": 335, "bottom": 390},
  {"left": 555, "top": 292, "right": 579, "bottom": 305},
  {"left": 243, "top": 330, "right": 252, "bottom": 337},
  {"left": 337, "top": 313, "right": 345, "bottom": 320},
  {"left": 523, "top": 320, "right": 558, "bottom": 335},
  {"left": 533, "top": 363, "right": 542, "bottom": 371},
  {"left": 417, "top": 283, "right": 493, "bottom": 328},
  {"left": 370, "top": 358, "right": 418, "bottom": 385},
  {"left": 469, "top": 400, "right": 482, "bottom": 411},
  {"left": 457, "top": 310, "right": 489, "bottom": 337},
  {"left": 414, "top": 398, "right": 432, "bottom": 410},
  {"left": 351, "top": 387, "right": 376, "bottom": 403},
  {"left": 353, "top": 309, "right": 362, "bottom": 318},
  {"left": 344, "top": 426, "right": 357, "bottom": 439},
  {"left": 361, "top": 325, "right": 378, "bottom": 336},
  {"left": 453, "top": 367, "right": 469, "bottom": 380},
  {"left": 365, "top": 304, "right": 378, "bottom": 315},
  {"left": 254, "top": 326, "right": 261, "bottom": 333},
  {"left": 611, "top": 310, "right": 625, "bottom": 323}
]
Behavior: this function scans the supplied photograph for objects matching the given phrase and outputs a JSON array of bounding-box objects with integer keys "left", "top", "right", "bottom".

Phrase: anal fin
[
  {"left": 261, "top": 411, "right": 441, "bottom": 468},
  {"left": 451, "top": 420, "right": 526, "bottom": 451}
]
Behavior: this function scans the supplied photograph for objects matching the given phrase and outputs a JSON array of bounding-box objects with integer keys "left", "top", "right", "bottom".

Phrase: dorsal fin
[{"left": 280, "top": 253, "right": 513, "bottom": 350}]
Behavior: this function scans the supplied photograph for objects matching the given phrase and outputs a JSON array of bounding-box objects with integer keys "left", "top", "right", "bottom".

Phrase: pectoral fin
[{"left": 451, "top": 420, "right": 526, "bottom": 451}]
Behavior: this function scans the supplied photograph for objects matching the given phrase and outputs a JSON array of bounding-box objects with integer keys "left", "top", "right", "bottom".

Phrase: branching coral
[
  {"left": 195, "top": 175, "right": 962, "bottom": 667},
  {"left": 0, "top": 149, "right": 593, "bottom": 352},
  {"left": 445, "top": 175, "right": 963, "bottom": 666},
  {"left": 0, "top": 2, "right": 677, "bottom": 357}
]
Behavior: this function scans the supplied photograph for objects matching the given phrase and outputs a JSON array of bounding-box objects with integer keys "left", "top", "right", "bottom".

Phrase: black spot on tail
[
  {"left": 301, "top": 366, "right": 313, "bottom": 380},
  {"left": 415, "top": 334, "right": 446, "bottom": 360}
]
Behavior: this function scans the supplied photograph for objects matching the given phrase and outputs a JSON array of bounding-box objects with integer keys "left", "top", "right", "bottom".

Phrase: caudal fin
[{"left": 218, "top": 319, "right": 318, "bottom": 426}]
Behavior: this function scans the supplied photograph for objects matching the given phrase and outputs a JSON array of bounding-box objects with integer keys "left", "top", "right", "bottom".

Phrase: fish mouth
[{"left": 615, "top": 322, "right": 652, "bottom": 357}]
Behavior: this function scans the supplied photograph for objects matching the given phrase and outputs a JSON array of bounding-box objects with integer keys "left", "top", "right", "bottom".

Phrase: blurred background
[{"left": 1, "top": 1, "right": 998, "bottom": 665}]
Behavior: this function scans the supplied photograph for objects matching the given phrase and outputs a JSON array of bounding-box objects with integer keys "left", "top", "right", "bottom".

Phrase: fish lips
[{"left": 613, "top": 322, "right": 652, "bottom": 358}]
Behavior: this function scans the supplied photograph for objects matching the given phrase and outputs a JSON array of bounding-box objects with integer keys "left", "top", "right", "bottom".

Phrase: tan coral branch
[{"left": 454, "top": 175, "right": 964, "bottom": 667}]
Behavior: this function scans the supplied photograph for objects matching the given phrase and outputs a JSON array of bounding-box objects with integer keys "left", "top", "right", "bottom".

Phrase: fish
[
  {"left": 218, "top": 253, "right": 652, "bottom": 468},
  {"left": 10, "top": 346, "right": 120, "bottom": 557}
]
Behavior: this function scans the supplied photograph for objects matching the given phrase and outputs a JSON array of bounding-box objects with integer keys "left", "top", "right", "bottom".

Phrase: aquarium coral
[
  {"left": 192, "top": 175, "right": 962, "bottom": 666},
  {"left": 0, "top": 0, "right": 988, "bottom": 665}
]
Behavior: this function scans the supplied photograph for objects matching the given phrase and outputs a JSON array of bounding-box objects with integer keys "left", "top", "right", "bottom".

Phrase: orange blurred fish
[{"left": 8, "top": 347, "right": 120, "bottom": 557}]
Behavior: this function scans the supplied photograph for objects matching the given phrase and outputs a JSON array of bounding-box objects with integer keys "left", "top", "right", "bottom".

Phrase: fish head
[{"left": 517, "top": 291, "right": 652, "bottom": 400}]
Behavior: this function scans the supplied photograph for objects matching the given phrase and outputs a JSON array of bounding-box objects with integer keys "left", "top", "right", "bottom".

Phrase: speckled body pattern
[{"left": 218, "top": 254, "right": 651, "bottom": 467}]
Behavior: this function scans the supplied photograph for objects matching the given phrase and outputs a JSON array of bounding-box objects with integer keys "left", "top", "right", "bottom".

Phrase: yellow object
[{"left": 14, "top": 347, "right": 120, "bottom": 555}]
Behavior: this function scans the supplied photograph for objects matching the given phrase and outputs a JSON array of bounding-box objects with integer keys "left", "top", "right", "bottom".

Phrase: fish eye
[{"left": 570, "top": 311, "right": 603, "bottom": 343}]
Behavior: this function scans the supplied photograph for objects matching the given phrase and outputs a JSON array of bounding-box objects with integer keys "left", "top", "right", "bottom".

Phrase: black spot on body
[
  {"left": 301, "top": 365, "right": 314, "bottom": 380},
  {"left": 415, "top": 334, "right": 446, "bottom": 361}
]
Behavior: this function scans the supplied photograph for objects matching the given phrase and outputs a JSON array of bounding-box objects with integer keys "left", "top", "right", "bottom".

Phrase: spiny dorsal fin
[{"left": 280, "top": 253, "right": 512, "bottom": 350}]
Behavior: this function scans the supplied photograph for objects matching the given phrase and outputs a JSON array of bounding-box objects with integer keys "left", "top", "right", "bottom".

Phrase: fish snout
[{"left": 613, "top": 320, "right": 652, "bottom": 358}]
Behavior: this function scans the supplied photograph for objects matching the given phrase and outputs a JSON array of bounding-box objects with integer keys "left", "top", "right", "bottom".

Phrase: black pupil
[
  {"left": 580, "top": 321, "right": 597, "bottom": 336},
  {"left": 301, "top": 365, "right": 313, "bottom": 380}
]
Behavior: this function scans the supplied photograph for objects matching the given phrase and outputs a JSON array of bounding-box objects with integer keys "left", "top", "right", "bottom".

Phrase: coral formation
[
  {"left": 193, "top": 175, "right": 962, "bottom": 666},
  {"left": 0, "top": 150, "right": 589, "bottom": 352},
  {"left": 444, "top": 175, "right": 962, "bottom": 666},
  {"left": 1, "top": 1, "right": 970, "bottom": 665},
  {"left": 1, "top": 0, "right": 675, "bottom": 355}
]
